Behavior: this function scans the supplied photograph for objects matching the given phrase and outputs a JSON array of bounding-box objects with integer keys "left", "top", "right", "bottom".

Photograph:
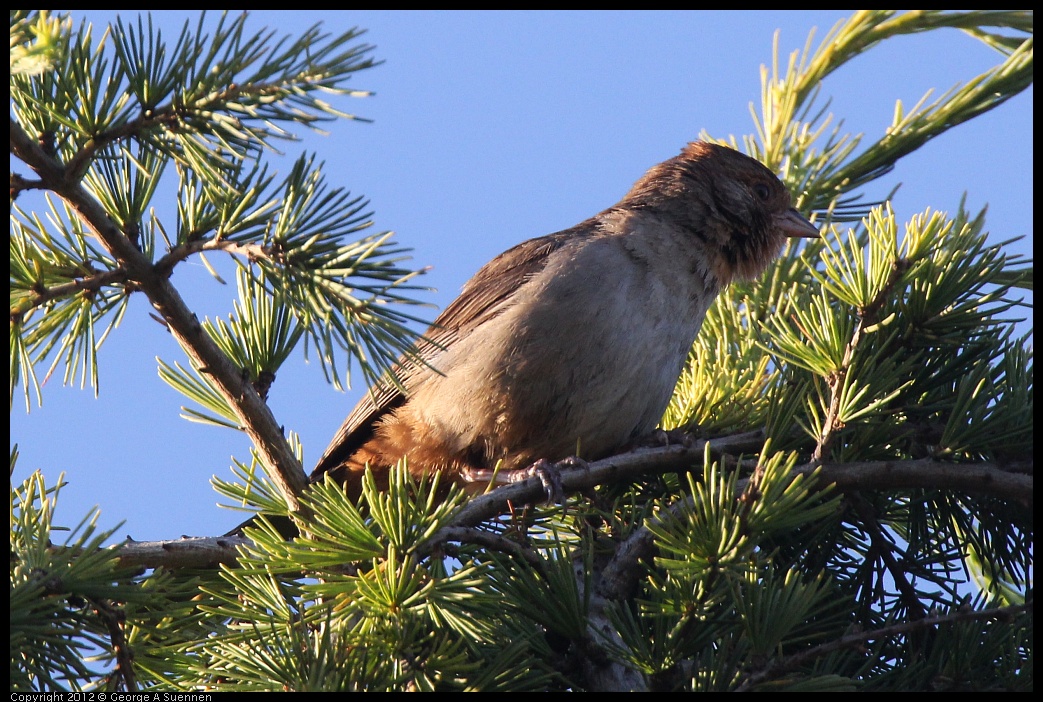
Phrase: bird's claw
[
  {"left": 524, "top": 456, "right": 590, "bottom": 505},
  {"left": 460, "top": 456, "right": 588, "bottom": 504},
  {"left": 526, "top": 458, "right": 564, "bottom": 504}
]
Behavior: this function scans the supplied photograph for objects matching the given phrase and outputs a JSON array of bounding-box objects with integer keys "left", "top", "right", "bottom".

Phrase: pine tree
[{"left": 10, "top": 10, "right": 1032, "bottom": 692}]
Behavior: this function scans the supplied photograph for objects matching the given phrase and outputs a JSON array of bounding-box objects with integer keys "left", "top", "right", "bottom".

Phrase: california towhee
[{"left": 309, "top": 141, "right": 819, "bottom": 498}]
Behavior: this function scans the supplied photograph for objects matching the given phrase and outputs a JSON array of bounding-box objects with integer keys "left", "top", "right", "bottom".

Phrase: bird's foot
[
  {"left": 460, "top": 456, "right": 588, "bottom": 504},
  {"left": 524, "top": 458, "right": 564, "bottom": 504},
  {"left": 628, "top": 427, "right": 696, "bottom": 449}
]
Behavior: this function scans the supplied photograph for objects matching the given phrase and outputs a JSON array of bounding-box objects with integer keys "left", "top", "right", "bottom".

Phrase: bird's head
[{"left": 621, "top": 141, "right": 819, "bottom": 285}]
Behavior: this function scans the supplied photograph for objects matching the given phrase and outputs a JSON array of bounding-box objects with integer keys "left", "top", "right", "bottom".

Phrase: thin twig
[
  {"left": 422, "top": 525, "right": 548, "bottom": 576},
  {"left": 11, "top": 267, "right": 129, "bottom": 318},
  {"left": 86, "top": 596, "right": 137, "bottom": 692},
  {"left": 847, "top": 492, "right": 928, "bottom": 620}
]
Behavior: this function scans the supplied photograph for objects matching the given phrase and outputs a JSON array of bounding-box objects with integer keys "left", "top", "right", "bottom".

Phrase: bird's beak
[{"left": 776, "top": 208, "right": 820, "bottom": 239}]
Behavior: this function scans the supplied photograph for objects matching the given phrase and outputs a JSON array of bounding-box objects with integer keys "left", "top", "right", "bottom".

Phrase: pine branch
[
  {"left": 808, "top": 457, "right": 1032, "bottom": 502},
  {"left": 114, "top": 535, "right": 245, "bottom": 570},
  {"left": 153, "top": 238, "right": 273, "bottom": 277},
  {"left": 85, "top": 596, "right": 137, "bottom": 692},
  {"left": 811, "top": 240, "right": 910, "bottom": 464},
  {"left": 421, "top": 526, "right": 549, "bottom": 575},
  {"left": 847, "top": 492, "right": 929, "bottom": 621},
  {"left": 10, "top": 266, "right": 128, "bottom": 319},
  {"left": 110, "top": 439, "right": 1031, "bottom": 571},
  {"left": 734, "top": 601, "right": 1033, "bottom": 691},
  {"left": 10, "top": 116, "right": 309, "bottom": 512}
]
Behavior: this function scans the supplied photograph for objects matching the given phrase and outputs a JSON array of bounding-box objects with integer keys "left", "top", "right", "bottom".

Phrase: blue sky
[{"left": 11, "top": 11, "right": 1033, "bottom": 540}]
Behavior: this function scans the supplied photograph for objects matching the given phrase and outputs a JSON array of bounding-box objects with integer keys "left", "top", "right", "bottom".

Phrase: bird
[{"left": 307, "top": 140, "right": 819, "bottom": 500}]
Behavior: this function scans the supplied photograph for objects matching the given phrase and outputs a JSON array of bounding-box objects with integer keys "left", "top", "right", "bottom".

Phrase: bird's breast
[{"left": 404, "top": 233, "right": 715, "bottom": 468}]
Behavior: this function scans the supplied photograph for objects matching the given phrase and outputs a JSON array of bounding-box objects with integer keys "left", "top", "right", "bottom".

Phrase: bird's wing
[{"left": 309, "top": 226, "right": 583, "bottom": 480}]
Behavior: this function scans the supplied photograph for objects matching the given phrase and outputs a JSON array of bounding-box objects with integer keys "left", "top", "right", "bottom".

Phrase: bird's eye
[{"left": 753, "top": 182, "right": 772, "bottom": 202}]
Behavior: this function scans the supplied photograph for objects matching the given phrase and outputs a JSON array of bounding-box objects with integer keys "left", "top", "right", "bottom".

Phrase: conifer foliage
[{"left": 10, "top": 10, "right": 1032, "bottom": 692}]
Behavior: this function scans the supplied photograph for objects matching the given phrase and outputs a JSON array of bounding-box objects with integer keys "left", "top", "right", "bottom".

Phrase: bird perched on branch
[{"left": 309, "top": 141, "right": 819, "bottom": 499}]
